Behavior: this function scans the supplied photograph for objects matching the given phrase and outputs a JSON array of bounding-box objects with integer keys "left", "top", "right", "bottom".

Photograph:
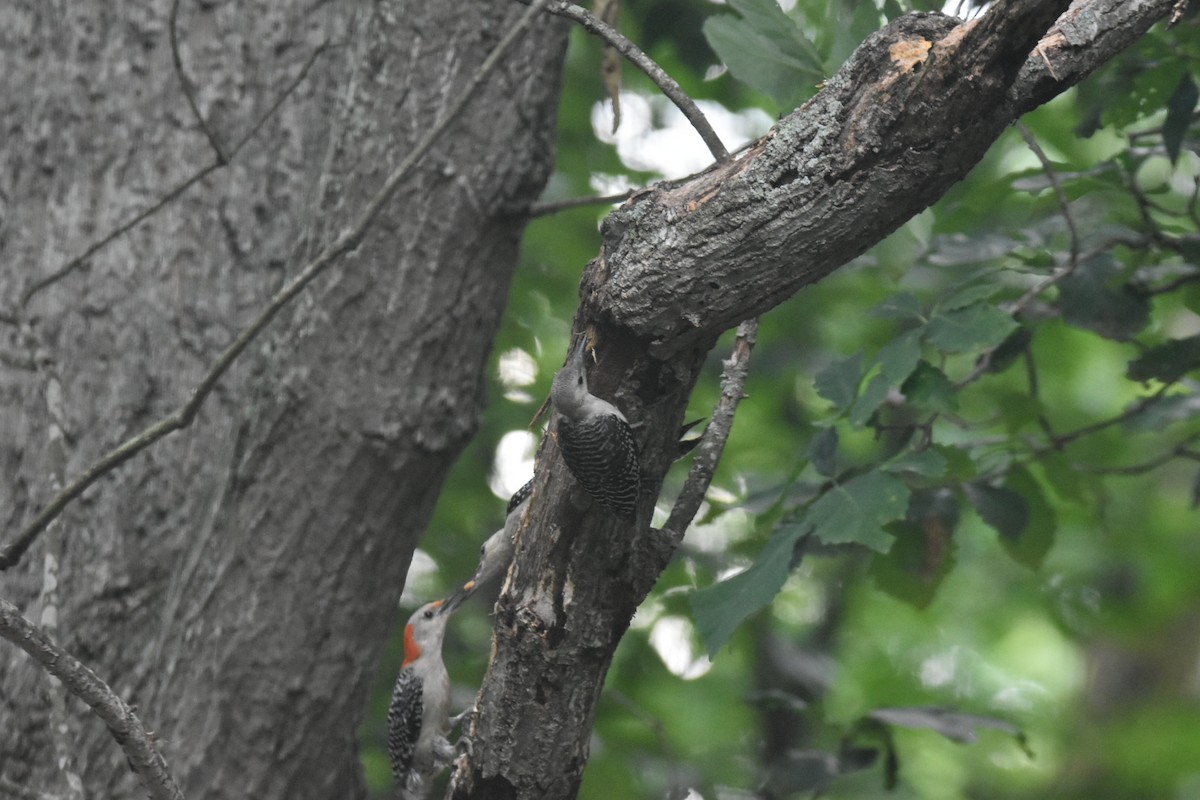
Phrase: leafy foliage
[{"left": 364, "top": 3, "right": 1200, "bottom": 799}]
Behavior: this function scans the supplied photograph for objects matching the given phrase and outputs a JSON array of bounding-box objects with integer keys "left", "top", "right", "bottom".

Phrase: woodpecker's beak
[
  {"left": 439, "top": 587, "right": 468, "bottom": 614},
  {"left": 572, "top": 336, "right": 589, "bottom": 364}
]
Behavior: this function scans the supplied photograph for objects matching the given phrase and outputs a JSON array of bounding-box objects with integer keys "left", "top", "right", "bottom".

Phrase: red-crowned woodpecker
[{"left": 387, "top": 595, "right": 463, "bottom": 798}]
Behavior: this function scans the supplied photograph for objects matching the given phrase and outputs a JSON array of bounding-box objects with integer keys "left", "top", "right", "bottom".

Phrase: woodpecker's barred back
[
  {"left": 506, "top": 478, "right": 534, "bottom": 516},
  {"left": 550, "top": 339, "right": 641, "bottom": 520},
  {"left": 387, "top": 598, "right": 460, "bottom": 798}
]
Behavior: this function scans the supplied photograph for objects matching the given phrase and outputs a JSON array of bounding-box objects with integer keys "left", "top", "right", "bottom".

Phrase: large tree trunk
[
  {"left": 0, "top": 1, "right": 566, "bottom": 798},
  {"left": 452, "top": 1, "right": 1176, "bottom": 798}
]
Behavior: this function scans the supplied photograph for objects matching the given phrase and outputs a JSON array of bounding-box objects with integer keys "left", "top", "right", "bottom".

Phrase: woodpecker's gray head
[
  {"left": 462, "top": 484, "right": 529, "bottom": 598},
  {"left": 401, "top": 598, "right": 456, "bottom": 666},
  {"left": 550, "top": 338, "right": 590, "bottom": 420},
  {"left": 468, "top": 526, "right": 513, "bottom": 591}
]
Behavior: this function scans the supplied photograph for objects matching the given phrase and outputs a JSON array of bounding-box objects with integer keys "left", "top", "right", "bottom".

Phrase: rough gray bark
[
  {"left": 0, "top": 1, "right": 566, "bottom": 798},
  {"left": 452, "top": 1, "right": 1176, "bottom": 798}
]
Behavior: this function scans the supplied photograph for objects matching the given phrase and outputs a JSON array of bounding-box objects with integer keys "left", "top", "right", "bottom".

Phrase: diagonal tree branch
[
  {"left": 590, "top": 0, "right": 1172, "bottom": 357},
  {"left": 0, "top": 0, "right": 552, "bottom": 572},
  {"left": 662, "top": 318, "right": 758, "bottom": 543},
  {"left": 0, "top": 598, "right": 185, "bottom": 800}
]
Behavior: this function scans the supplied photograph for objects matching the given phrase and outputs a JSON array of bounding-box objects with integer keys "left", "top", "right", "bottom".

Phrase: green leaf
[
  {"left": 1104, "top": 59, "right": 1187, "bottom": 131},
  {"left": 1164, "top": 73, "right": 1199, "bottom": 164},
  {"left": 940, "top": 282, "right": 1002, "bottom": 312},
  {"left": 878, "top": 329, "right": 923, "bottom": 384},
  {"left": 815, "top": 351, "right": 863, "bottom": 411},
  {"left": 1057, "top": 256, "right": 1151, "bottom": 342},
  {"left": 984, "top": 326, "right": 1033, "bottom": 374},
  {"left": 933, "top": 444, "right": 979, "bottom": 481},
  {"left": 871, "top": 520, "right": 955, "bottom": 608},
  {"left": 965, "top": 482, "right": 1029, "bottom": 542},
  {"left": 727, "top": 0, "right": 823, "bottom": 69},
  {"left": 925, "top": 304, "right": 1018, "bottom": 353},
  {"left": 691, "top": 523, "right": 808, "bottom": 656},
  {"left": 1037, "top": 452, "right": 1088, "bottom": 505},
  {"left": 901, "top": 361, "right": 959, "bottom": 413},
  {"left": 702, "top": 0, "right": 823, "bottom": 106},
  {"left": 1002, "top": 465, "right": 1055, "bottom": 568},
  {"left": 994, "top": 388, "right": 1044, "bottom": 434},
  {"left": 848, "top": 371, "right": 893, "bottom": 427},
  {"left": 871, "top": 292, "right": 924, "bottom": 321},
  {"left": 966, "top": 468, "right": 1055, "bottom": 569},
  {"left": 1124, "top": 392, "right": 1200, "bottom": 432},
  {"left": 871, "top": 491, "right": 959, "bottom": 608},
  {"left": 884, "top": 448, "right": 948, "bottom": 478},
  {"left": 1127, "top": 335, "right": 1200, "bottom": 383},
  {"left": 808, "top": 471, "right": 910, "bottom": 552},
  {"left": 810, "top": 426, "right": 839, "bottom": 478}
]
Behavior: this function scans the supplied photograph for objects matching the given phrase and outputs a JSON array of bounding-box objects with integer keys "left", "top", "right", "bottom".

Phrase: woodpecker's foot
[
  {"left": 432, "top": 734, "right": 456, "bottom": 767},
  {"left": 456, "top": 733, "right": 475, "bottom": 758},
  {"left": 448, "top": 705, "right": 475, "bottom": 728}
]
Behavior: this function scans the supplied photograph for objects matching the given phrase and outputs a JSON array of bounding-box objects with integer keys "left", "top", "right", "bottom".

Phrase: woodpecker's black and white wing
[
  {"left": 387, "top": 669, "right": 425, "bottom": 783},
  {"left": 558, "top": 413, "right": 641, "bottom": 519},
  {"left": 506, "top": 478, "right": 534, "bottom": 516}
]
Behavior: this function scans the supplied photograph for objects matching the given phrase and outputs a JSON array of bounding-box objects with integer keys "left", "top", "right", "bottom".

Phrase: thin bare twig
[
  {"left": 530, "top": 189, "right": 636, "bottom": 217},
  {"left": 0, "top": 598, "right": 185, "bottom": 800},
  {"left": 1073, "top": 437, "right": 1200, "bottom": 475},
  {"left": 170, "top": 0, "right": 227, "bottom": 163},
  {"left": 1017, "top": 123, "right": 1078, "bottom": 265},
  {"left": 0, "top": 0, "right": 552, "bottom": 571},
  {"left": 19, "top": 165, "right": 219, "bottom": 307},
  {"left": 1040, "top": 383, "right": 1173, "bottom": 453},
  {"left": 1023, "top": 348, "right": 1057, "bottom": 440},
  {"left": 230, "top": 42, "right": 335, "bottom": 155},
  {"left": 662, "top": 318, "right": 758, "bottom": 542},
  {"left": 1145, "top": 268, "right": 1200, "bottom": 296},
  {"left": 534, "top": 0, "right": 730, "bottom": 163},
  {"left": 19, "top": 40, "right": 332, "bottom": 308}
]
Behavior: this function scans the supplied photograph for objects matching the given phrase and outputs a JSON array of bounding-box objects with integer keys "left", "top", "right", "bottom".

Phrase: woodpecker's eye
[
  {"left": 480, "top": 543, "right": 487, "bottom": 557},
  {"left": 423, "top": 610, "right": 435, "bottom": 620}
]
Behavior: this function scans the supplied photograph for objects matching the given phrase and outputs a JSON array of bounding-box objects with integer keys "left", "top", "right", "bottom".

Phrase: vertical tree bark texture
[{"left": 0, "top": 2, "right": 566, "bottom": 798}]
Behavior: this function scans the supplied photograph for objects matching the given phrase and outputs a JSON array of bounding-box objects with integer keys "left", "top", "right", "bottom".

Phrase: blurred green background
[{"left": 364, "top": 1, "right": 1200, "bottom": 797}]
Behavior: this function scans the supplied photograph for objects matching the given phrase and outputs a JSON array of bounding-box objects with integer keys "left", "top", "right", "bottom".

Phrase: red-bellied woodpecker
[
  {"left": 387, "top": 596, "right": 463, "bottom": 798},
  {"left": 550, "top": 338, "right": 641, "bottom": 519},
  {"left": 461, "top": 480, "right": 533, "bottom": 602}
]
